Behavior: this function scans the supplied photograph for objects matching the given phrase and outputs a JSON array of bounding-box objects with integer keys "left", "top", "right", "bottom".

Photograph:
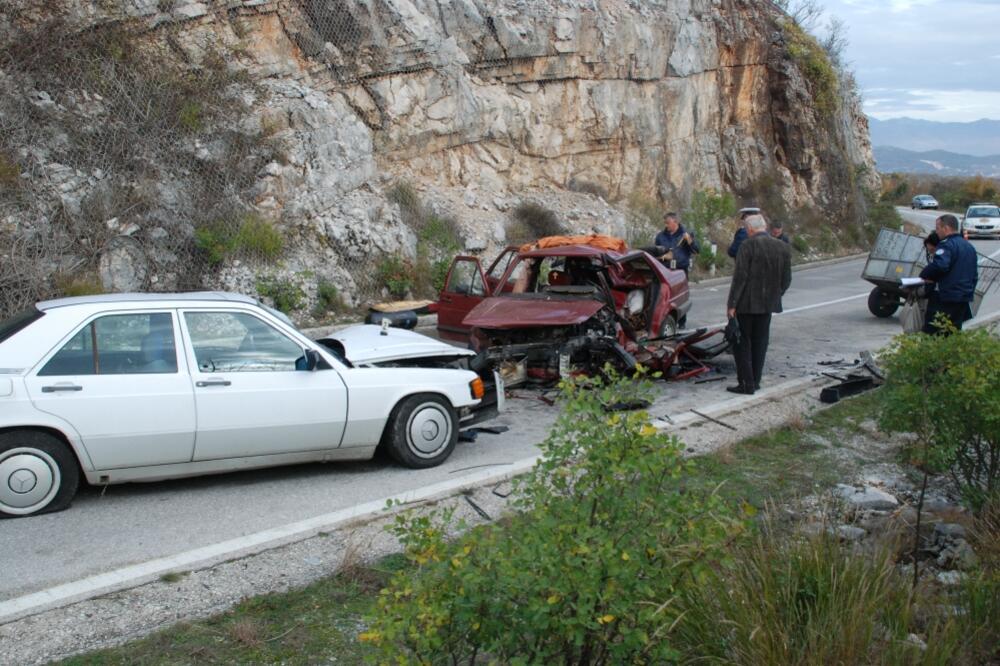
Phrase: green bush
[
  {"left": 233, "top": 215, "right": 283, "bottom": 260},
  {"left": 177, "top": 100, "right": 203, "bottom": 133},
  {"left": 256, "top": 275, "right": 305, "bottom": 314},
  {"left": 791, "top": 234, "right": 810, "bottom": 254},
  {"left": 695, "top": 245, "right": 719, "bottom": 271},
  {"left": 194, "top": 214, "right": 284, "bottom": 265},
  {"left": 362, "top": 372, "right": 743, "bottom": 664},
  {"left": 683, "top": 188, "right": 737, "bottom": 240},
  {"left": 386, "top": 182, "right": 461, "bottom": 299},
  {"left": 879, "top": 327, "right": 1000, "bottom": 511},
  {"left": 376, "top": 255, "right": 413, "bottom": 299},
  {"left": 783, "top": 21, "right": 839, "bottom": 117},
  {"left": 312, "top": 279, "right": 343, "bottom": 317}
]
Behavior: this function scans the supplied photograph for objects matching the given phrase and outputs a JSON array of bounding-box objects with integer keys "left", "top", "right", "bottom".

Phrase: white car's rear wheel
[
  {"left": 0, "top": 432, "right": 79, "bottom": 518},
  {"left": 384, "top": 394, "right": 457, "bottom": 469}
]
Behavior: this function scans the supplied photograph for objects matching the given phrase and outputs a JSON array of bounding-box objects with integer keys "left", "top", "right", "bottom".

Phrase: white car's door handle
[
  {"left": 41, "top": 384, "right": 83, "bottom": 393},
  {"left": 196, "top": 379, "right": 232, "bottom": 387}
]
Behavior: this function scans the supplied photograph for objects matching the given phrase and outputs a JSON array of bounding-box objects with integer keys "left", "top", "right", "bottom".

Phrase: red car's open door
[
  {"left": 436, "top": 256, "right": 489, "bottom": 341},
  {"left": 485, "top": 247, "right": 519, "bottom": 293}
]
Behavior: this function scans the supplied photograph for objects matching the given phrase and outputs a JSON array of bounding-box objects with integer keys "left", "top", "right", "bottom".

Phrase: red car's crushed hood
[{"left": 462, "top": 296, "right": 605, "bottom": 329}]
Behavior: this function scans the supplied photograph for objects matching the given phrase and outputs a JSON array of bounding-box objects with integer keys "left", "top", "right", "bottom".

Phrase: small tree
[
  {"left": 362, "top": 371, "right": 743, "bottom": 664},
  {"left": 879, "top": 324, "right": 1000, "bottom": 512},
  {"left": 879, "top": 324, "right": 1000, "bottom": 588}
]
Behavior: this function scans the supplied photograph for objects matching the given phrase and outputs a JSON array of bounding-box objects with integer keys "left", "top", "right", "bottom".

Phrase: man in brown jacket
[{"left": 726, "top": 214, "right": 793, "bottom": 394}]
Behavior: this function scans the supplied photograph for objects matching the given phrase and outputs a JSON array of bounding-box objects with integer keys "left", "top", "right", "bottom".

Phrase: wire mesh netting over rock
[{"left": 0, "top": 1, "right": 424, "bottom": 320}]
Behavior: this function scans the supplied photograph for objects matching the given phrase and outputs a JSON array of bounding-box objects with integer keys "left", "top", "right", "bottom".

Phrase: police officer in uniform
[{"left": 919, "top": 214, "right": 978, "bottom": 334}]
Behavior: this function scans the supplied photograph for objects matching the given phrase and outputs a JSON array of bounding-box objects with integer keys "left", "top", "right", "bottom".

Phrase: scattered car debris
[
  {"left": 463, "top": 493, "right": 492, "bottom": 521},
  {"left": 820, "top": 374, "right": 877, "bottom": 404},
  {"left": 458, "top": 425, "right": 511, "bottom": 442},
  {"left": 690, "top": 409, "right": 738, "bottom": 431}
]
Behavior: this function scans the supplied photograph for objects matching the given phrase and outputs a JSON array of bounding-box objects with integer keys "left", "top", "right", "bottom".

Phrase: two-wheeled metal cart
[{"left": 861, "top": 228, "right": 1000, "bottom": 318}]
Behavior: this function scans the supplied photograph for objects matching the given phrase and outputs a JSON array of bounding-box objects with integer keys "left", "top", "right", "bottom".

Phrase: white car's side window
[
  {"left": 38, "top": 312, "right": 177, "bottom": 376},
  {"left": 184, "top": 311, "right": 305, "bottom": 373}
]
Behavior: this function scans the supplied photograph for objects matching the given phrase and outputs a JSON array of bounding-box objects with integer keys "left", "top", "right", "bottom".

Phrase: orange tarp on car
[{"left": 519, "top": 234, "right": 627, "bottom": 254}]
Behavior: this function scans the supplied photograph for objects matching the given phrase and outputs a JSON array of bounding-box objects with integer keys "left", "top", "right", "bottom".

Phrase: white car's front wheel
[
  {"left": 0, "top": 432, "right": 79, "bottom": 518},
  {"left": 384, "top": 394, "right": 458, "bottom": 469}
]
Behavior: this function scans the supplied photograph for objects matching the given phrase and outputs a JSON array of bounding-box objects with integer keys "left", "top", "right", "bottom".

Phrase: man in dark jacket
[
  {"left": 919, "top": 214, "right": 978, "bottom": 334},
  {"left": 726, "top": 214, "right": 793, "bottom": 394},
  {"left": 769, "top": 220, "right": 790, "bottom": 244},
  {"left": 654, "top": 212, "right": 700, "bottom": 274}
]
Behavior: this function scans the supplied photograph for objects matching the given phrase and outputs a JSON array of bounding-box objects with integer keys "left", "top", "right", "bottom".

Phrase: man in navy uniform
[
  {"left": 654, "top": 212, "right": 700, "bottom": 275},
  {"left": 919, "top": 214, "right": 978, "bottom": 334},
  {"left": 727, "top": 207, "right": 760, "bottom": 259}
]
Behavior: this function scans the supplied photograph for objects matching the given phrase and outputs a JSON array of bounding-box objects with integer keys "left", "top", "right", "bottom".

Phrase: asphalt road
[{"left": 2, "top": 208, "right": 998, "bottom": 606}]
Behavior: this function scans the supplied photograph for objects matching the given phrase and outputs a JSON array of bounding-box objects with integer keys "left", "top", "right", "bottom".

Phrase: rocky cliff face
[{"left": 0, "top": 0, "right": 877, "bottom": 316}]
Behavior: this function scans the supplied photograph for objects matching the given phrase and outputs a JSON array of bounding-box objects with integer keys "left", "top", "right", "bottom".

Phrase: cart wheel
[{"left": 867, "top": 287, "right": 900, "bottom": 318}]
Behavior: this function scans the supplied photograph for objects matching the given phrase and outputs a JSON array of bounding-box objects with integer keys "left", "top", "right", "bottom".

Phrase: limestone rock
[
  {"left": 836, "top": 484, "right": 900, "bottom": 512},
  {"left": 99, "top": 237, "right": 149, "bottom": 292}
]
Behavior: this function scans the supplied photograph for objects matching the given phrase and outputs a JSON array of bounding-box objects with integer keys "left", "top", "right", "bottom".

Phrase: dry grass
[{"left": 227, "top": 619, "right": 263, "bottom": 648}]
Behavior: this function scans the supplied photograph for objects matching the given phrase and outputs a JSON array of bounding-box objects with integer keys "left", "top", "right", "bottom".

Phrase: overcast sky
[{"left": 816, "top": 0, "right": 1000, "bottom": 123}]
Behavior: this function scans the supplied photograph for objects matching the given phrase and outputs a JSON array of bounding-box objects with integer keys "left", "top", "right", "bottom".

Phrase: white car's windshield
[{"left": 967, "top": 207, "right": 1000, "bottom": 218}]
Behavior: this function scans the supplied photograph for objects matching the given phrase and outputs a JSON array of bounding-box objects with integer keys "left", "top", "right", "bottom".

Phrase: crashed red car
[{"left": 435, "top": 237, "right": 700, "bottom": 384}]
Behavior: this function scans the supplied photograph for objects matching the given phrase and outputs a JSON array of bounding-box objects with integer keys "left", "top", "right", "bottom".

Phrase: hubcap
[
  {"left": 0, "top": 448, "right": 60, "bottom": 513},
  {"left": 406, "top": 403, "right": 452, "bottom": 458}
]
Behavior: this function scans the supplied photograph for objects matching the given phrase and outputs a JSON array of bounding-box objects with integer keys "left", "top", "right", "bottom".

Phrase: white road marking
[
  {"left": 989, "top": 246, "right": 1000, "bottom": 259},
  {"left": 703, "top": 292, "right": 871, "bottom": 328},
  {"left": 779, "top": 292, "right": 870, "bottom": 315}
]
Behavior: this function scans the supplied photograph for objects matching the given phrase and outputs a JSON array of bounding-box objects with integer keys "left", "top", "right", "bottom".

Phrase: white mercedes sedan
[{"left": 0, "top": 293, "right": 498, "bottom": 517}]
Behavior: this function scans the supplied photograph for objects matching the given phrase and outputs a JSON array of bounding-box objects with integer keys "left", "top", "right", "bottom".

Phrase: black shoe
[
  {"left": 726, "top": 385, "right": 754, "bottom": 395},
  {"left": 754, "top": 382, "right": 761, "bottom": 391}
]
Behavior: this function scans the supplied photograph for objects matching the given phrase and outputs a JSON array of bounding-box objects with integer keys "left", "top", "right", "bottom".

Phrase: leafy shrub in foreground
[{"left": 362, "top": 372, "right": 743, "bottom": 665}]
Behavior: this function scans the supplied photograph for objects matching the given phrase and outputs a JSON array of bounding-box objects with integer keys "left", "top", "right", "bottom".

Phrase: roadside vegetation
[
  {"left": 382, "top": 181, "right": 463, "bottom": 300},
  {"left": 63, "top": 328, "right": 1000, "bottom": 663},
  {"left": 881, "top": 173, "right": 1000, "bottom": 210}
]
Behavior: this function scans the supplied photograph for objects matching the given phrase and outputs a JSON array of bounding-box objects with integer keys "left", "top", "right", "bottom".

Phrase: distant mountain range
[
  {"left": 873, "top": 146, "right": 1000, "bottom": 177},
  {"left": 868, "top": 117, "right": 1000, "bottom": 156}
]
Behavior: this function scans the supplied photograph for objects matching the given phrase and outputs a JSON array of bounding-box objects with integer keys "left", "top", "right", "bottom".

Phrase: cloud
[
  {"left": 863, "top": 88, "right": 1000, "bottom": 122},
  {"left": 820, "top": 0, "right": 1000, "bottom": 120}
]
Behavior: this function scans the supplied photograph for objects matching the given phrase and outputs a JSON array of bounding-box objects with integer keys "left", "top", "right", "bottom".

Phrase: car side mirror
[{"left": 305, "top": 349, "right": 321, "bottom": 371}]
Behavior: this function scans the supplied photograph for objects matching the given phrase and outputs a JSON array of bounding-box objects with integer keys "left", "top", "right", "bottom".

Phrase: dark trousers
[
  {"left": 734, "top": 313, "right": 772, "bottom": 391},
  {"left": 922, "top": 296, "right": 972, "bottom": 335}
]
